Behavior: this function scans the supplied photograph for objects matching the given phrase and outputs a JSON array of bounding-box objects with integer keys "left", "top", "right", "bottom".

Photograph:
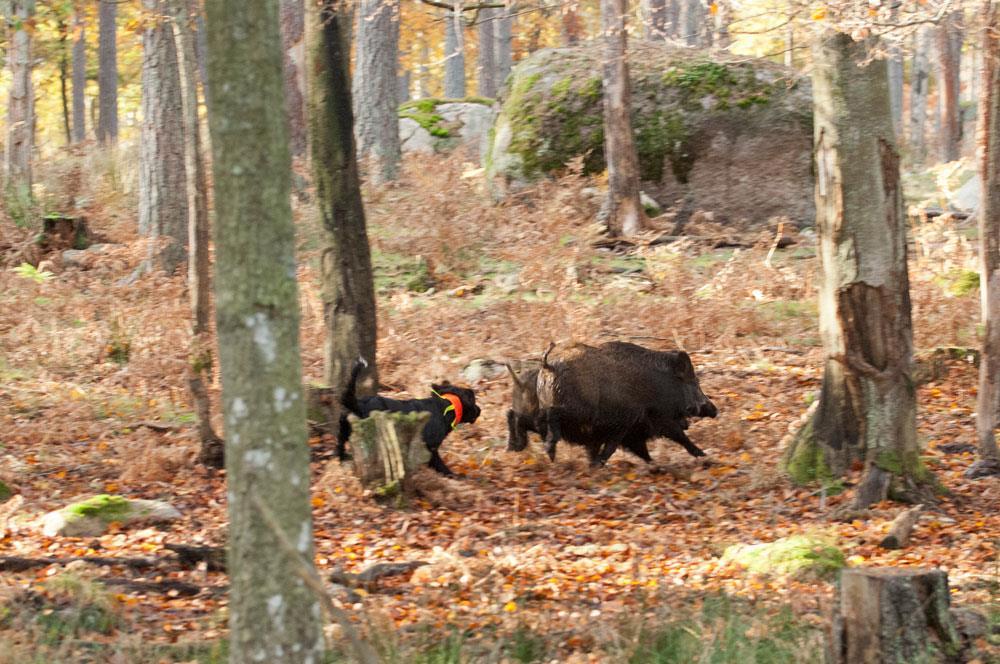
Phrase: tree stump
[
  {"left": 829, "top": 567, "right": 961, "bottom": 663},
  {"left": 41, "top": 214, "right": 89, "bottom": 250},
  {"left": 348, "top": 411, "right": 430, "bottom": 502}
]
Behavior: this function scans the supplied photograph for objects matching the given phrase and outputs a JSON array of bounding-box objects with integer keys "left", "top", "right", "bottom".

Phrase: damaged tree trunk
[
  {"left": 348, "top": 411, "right": 430, "bottom": 501},
  {"left": 828, "top": 568, "right": 961, "bottom": 663},
  {"left": 784, "top": 31, "right": 933, "bottom": 509}
]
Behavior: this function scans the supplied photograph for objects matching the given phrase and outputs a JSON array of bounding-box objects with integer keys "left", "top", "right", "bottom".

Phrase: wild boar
[{"left": 505, "top": 362, "right": 546, "bottom": 452}]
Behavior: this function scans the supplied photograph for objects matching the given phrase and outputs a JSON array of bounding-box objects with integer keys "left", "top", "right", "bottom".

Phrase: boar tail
[
  {"left": 541, "top": 342, "right": 556, "bottom": 372},
  {"left": 341, "top": 356, "right": 368, "bottom": 414},
  {"left": 504, "top": 362, "right": 525, "bottom": 389}
]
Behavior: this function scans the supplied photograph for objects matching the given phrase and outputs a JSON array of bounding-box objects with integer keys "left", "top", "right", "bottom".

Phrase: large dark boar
[{"left": 536, "top": 341, "right": 717, "bottom": 466}]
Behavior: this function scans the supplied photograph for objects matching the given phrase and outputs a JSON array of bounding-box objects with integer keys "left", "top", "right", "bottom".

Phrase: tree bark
[
  {"left": 59, "top": 19, "right": 72, "bottom": 144},
  {"left": 353, "top": 0, "right": 401, "bottom": 183},
  {"left": 418, "top": 36, "right": 431, "bottom": 98},
  {"left": 601, "top": 0, "right": 647, "bottom": 237},
  {"left": 280, "top": 0, "right": 308, "bottom": 159},
  {"left": 444, "top": 8, "right": 466, "bottom": 98},
  {"left": 785, "top": 31, "right": 931, "bottom": 509},
  {"left": 644, "top": 0, "right": 666, "bottom": 39},
  {"left": 71, "top": 8, "right": 86, "bottom": 144},
  {"left": 203, "top": 0, "right": 323, "bottom": 660},
  {"left": 887, "top": 8, "right": 903, "bottom": 137},
  {"left": 714, "top": 0, "right": 731, "bottom": 50},
  {"left": 311, "top": 0, "right": 379, "bottom": 397},
  {"left": 680, "top": 0, "right": 702, "bottom": 47},
  {"left": 495, "top": 6, "right": 513, "bottom": 87},
  {"left": 477, "top": 8, "right": 497, "bottom": 97},
  {"left": 937, "top": 10, "right": 963, "bottom": 162},
  {"left": 97, "top": 0, "right": 118, "bottom": 144},
  {"left": 348, "top": 411, "right": 431, "bottom": 499},
  {"left": 908, "top": 28, "right": 931, "bottom": 163},
  {"left": 5, "top": 0, "right": 34, "bottom": 192},
  {"left": 139, "top": 0, "right": 189, "bottom": 274},
  {"left": 829, "top": 568, "right": 961, "bottom": 663}
]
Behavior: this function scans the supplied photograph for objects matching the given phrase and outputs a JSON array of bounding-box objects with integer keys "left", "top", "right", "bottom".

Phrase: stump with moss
[{"left": 348, "top": 411, "right": 431, "bottom": 502}]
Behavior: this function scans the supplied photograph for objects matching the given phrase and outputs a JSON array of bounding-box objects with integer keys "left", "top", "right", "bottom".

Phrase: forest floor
[{"left": 0, "top": 152, "right": 998, "bottom": 663}]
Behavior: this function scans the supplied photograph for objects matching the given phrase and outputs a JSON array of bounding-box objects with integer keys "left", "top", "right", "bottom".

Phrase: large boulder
[
  {"left": 399, "top": 98, "right": 495, "bottom": 159},
  {"left": 486, "top": 42, "right": 815, "bottom": 226},
  {"left": 40, "top": 494, "right": 182, "bottom": 537}
]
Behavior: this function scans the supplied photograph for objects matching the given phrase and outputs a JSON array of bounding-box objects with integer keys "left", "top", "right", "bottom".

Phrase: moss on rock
[
  {"left": 399, "top": 97, "right": 494, "bottom": 139},
  {"left": 722, "top": 534, "right": 846, "bottom": 580},
  {"left": 0, "top": 479, "right": 11, "bottom": 502},
  {"left": 66, "top": 494, "right": 131, "bottom": 521}
]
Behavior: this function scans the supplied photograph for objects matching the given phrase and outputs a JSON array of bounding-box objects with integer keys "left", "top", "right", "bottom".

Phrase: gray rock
[
  {"left": 949, "top": 174, "right": 980, "bottom": 213},
  {"left": 399, "top": 100, "right": 495, "bottom": 159},
  {"left": 41, "top": 495, "right": 182, "bottom": 537},
  {"left": 399, "top": 117, "right": 435, "bottom": 155},
  {"left": 61, "top": 249, "right": 88, "bottom": 268},
  {"left": 461, "top": 358, "right": 508, "bottom": 383},
  {"left": 640, "top": 191, "right": 662, "bottom": 217}
]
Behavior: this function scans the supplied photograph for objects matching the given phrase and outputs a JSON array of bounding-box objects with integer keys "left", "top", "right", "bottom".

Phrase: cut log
[
  {"left": 829, "top": 567, "right": 961, "bottom": 663},
  {"left": 879, "top": 504, "right": 923, "bottom": 550},
  {"left": 348, "top": 410, "right": 431, "bottom": 501}
]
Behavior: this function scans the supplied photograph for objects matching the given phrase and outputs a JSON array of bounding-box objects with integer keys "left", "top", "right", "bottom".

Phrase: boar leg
[
  {"left": 543, "top": 410, "right": 563, "bottom": 461},
  {"left": 506, "top": 410, "right": 529, "bottom": 451},
  {"left": 661, "top": 420, "right": 706, "bottom": 457}
]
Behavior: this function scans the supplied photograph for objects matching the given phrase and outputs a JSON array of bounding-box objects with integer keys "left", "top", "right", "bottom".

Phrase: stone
[
  {"left": 399, "top": 117, "right": 435, "bottom": 155},
  {"left": 949, "top": 174, "right": 980, "bottom": 213},
  {"left": 461, "top": 358, "right": 507, "bottom": 383},
  {"left": 640, "top": 191, "right": 662, "bottom": 217},
  {"left": 40, "top": 494, "right": 182, "bottom": 537},
  {"left": 399, "top": 99, "right": 495, "bottom": 158}
]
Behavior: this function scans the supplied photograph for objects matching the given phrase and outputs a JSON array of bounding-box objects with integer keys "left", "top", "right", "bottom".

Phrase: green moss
[
  {"left": 783, "top": 419, "right": 835, "bottom": 486},
  {"left": 0, "top": 480, "right": 11, "bottom": 502},
  {"left": 66, "top": 495, "right": 131, "bottom": 521},
  {"left": 722, "top": 534, "right": 846, "bottom": 579}
]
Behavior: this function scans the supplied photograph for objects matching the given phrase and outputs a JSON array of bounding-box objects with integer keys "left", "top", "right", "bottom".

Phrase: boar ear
[{"left": 505, "top": 362, "right": 525, "bottom": 388}]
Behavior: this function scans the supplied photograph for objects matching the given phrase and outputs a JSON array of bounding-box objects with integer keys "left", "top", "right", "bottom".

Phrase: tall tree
[
  {"left": 354, "top": 0, "right": 401, "bottom": 182},
  {"left": 444, "top": 8, "right": 465, "bottom": 98},
  {"left": 58, "top": 16, "right": 72, "bottom": 144},
  {"left": 204, "top": 0, "right": 323, "bottom": 660},
  {"left": 478, "top": 8, "right": 497, "bottom": 97},
  {"left": 97, "top": 0, "right": 118, "bottom": 144},
  {"left": 5, "top": 0, "right": 34, "bottom": 193},
  {"left": 280, "top": 0, "right": 308, "bottom": 159},
  {"left": 973, "top": 0, "right": 1000, "bottom": 478},
  {"left": 72, "top": 6, "right": 86, "bottom": 143},
  {"left": 908, "top": 28, "right": 931, "bottom": 163},
  {"left": 644, "top": 0, "right": 666, "bottom": 39},
  {"left": 139, "top": 0, "right": 188, "bottom": 273},
  {"left": 601, "top": 0, "right": 647, "bottom": 237},
  {"left": 312, "top": 0, "right": 379, "bottom": 395},
  {"left": 562, "top": 3, "right": 584, "bottom": 43},
  {"left": 680, "top": 0, "right": 703, "bottom": 47},
  {"left": 714, "top": 0, "right": 731, "bottom": 50},
  {"left": 784, "top": 32, "right": 933, "bottom": 508},
  {"left": 495, "top": 6, "right": 513, "bottom": 86},
  {"left": 937, "top": 10, "right": 963, "bottom": 162}
]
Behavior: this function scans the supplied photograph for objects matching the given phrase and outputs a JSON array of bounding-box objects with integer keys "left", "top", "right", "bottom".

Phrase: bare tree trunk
[
  {"left": 909, "top": 28, "right": 931, "bottom": 163},
  {"left": 495, "top": 7, "right": 513, "bottom": 87},
  {"left": 172, "top": 0, "right": 223, "bottom": 468},
  {"left": 785, "top": 31, "right": 932, "bottom": 509},
  {"left": 887, "top": 6, "right": 903, "bottom": 137},
  {"left": 478, "top": 8, "right": 497, "bottom": 97},
  {"left": 139, "top": 0, "right": 189, "bottom": 274},
  {"left": 5, "top": 0, "right": 34, "bottom": 193},
  {"left": 398, "top": 68, "right": 410, "bottom": 102},
  {"left": 444, "top": 8, "right": 465, "bottom": 98},
  {"left": 203, "top": 0, "right": 323, "bottom": 658},
  {"left": 644, "top": 0, "right": 666, "bottom": 39},
  {"left": 97, "top": 0, "right": 118, "bottom": 144},
  {"left": 937, "top": 10, "right": 963, "bottom": 162},
  {"left": 59, "top": 19, "right": 72, "bottom": 144},
  {"left": 281, "top": 0, "right": 308, "bottom": 159},
  {"left": 680, "top": 0, "right": 702, "bottom": 46},
  {"left": 601, "top": 0, "right": 647, "bottom": 237},
  {"left": 311, "top": 0, "right": 379, "bottom": 396},
  {"left": 418, "top": 36, "right": 431, "bottom": 97},
  {"left": 665, "top": 0, "right": 680, "bottom": 38},
  {"left": 354, "top": 0, "right": 401, "bottom": 183},
  {"left": 72, "top": 9, "right": 86, "bottom": 144},
  {"left": 973, "top": 0, "right": 1000, "bottom": 478}
]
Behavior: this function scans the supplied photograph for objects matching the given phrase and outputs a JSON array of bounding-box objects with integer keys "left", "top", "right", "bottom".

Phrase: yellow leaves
[
  {"left": 311, "top": 495, "right": 326, "bottom": 508},
  {"left": 104, "top": 482, "right": 119, "bottom": 493},
  {"left": 69, "top": 387, "right": 86, "bottom": 401},
  {"left": 503, "top": 601, "right": 517, "bottom": 612},
  {"left": 847, "top": 555, "right": 866, "bottom": 566},
  {"left": 811, "top": 5, "right": 827, "bottom": 20},
  {"left": 738, "top": 452, "right": 752, "bottom": 463},
  {"left": 708, "top": 2, "right": 718, "bottom": 15}
]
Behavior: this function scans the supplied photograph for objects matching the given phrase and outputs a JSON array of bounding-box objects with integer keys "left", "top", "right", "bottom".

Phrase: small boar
[
  {"left": 536, "top": 341, "right": 717, "bottom": 466},
  {"left": 505, "top": 362, "right": 546, "bottom": 452}
]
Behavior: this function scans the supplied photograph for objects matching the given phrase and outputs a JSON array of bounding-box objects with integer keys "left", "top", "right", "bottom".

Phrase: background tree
[
  {"left": 478, "top": 8, "right": 497, "bottom": 97},
  {"left": 97, "top": 0, "right": 117, "bottom": 144},
  {"left": 57, "top": 12, "right": 71, "bottom": 143},
  {"left": 937, "top": 9, "right": 963, "bottom": 162},
  {"left": 784, "top": 31, "right": 933, "bottom": 509},
  {"left": 5, "top": 0, "right": 35, "bottom": 193},
  {"left": 444, "top": 8, "right": 465, "bottom": 97},
  {"left": 908, "top": 28, "right": 931, "bottom": 163},
  {"left": 495, "top": 6, "right": 513, "bottom": 85},
  {"left": 204, "top": 0, "right": 323, "bottom": 659},
  {"left": 71, "top": 4, "right": 86, "bottom": 143},
  {"left": 280, "top": 0, "right": 307, "bottom": 159},
  {"left": 138, "top": 0, "right": 188, "bottom": 274},
  {"left": 601, "top": 0, "right": 647, "bottom": 237},
  {"left": 312, "top": 0, "right": 379, "bottom": 394},
  {"left": 354, "top": 0, "right": 402, "bottom": 183}
]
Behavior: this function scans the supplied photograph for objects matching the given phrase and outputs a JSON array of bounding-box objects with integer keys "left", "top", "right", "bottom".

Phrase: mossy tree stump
[
  {"left": 348, "top": 411, "right": 430, "bottom": 501},
  {"left": 829, "top": 567, "right": 961, "bottom": 663}
]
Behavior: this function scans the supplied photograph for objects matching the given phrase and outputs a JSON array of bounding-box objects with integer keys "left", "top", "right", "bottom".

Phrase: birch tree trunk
[
  {"left": 908, "top": 29, "right": 931, "bottom": 163},
  {"left": 97, "top": 0, "right": 118, "bottom": 144},
  {"left": 937, "top": 11, "right": 963, "bottom": 162},
  {"left": 281, "top": 0, "right": 308, "bottom": 159},
  {"left": 444, "top": 8, "right": 466, "bottom": 98},
  {"left": 784, "top": 31, "right": 933, "bottom": 509},
  {"left": 354, "top": 0, "right": 401, "bottom": 183},
  {"left": 601, "top": 0, "right": 647, "bottom": 237},
  {"left": 495, "top": 7, "right": 513, "bottom": 86},
  {"left": 973, "top": 0, "right": 1000, "bottom": 478},
  {"left": 478, "top": 8, "right": 497, "bottom": 97},
  {"left": 203, "top": 0, "right": 323, "bottom": 659},
  {"left": 139, "top": 0, "right": 188, "bottom": 274},
  {"left": 311, "top": 0, "right": 379, "bottom": 396},
  {"left": 5, "top": 0, "right": 34, "bottom": 192},
  {"left": 71, "top": 9, "right": 86, "bottom": 144}
]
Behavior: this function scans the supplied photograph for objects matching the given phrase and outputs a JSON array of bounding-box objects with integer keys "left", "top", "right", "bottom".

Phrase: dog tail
[{"left": 341, "top": 356, "right": 368, "bottom": 415}]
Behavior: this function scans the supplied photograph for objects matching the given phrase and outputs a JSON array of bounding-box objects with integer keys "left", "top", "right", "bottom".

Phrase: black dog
[{"left": 337, "top": 359, "right": 482, "bottom": 476}]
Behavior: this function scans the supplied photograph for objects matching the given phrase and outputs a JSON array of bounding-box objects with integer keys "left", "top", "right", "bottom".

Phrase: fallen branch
[
  {"left": 879, "top": 504, "right": 924, "bottom": 550},
  {"left": 0, "top": 555, "right": 159, "bottom": 572},
  {"left": 329, "top": 561, "right": 428, "bottom": 592},
  {"left": 102, "top": 577, "right": 202, "bottom": 596},
  {"left": 164, "top": 543, "right": 227, "bottom": 571}
]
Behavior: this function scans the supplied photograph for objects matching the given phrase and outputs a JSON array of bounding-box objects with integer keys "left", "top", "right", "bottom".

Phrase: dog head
[{"left": 432, "top": 382, "right": 482, "bottom": 424}]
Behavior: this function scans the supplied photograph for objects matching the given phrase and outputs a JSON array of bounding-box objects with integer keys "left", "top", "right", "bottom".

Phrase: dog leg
[{"left": 428, "top": 448, "right": 456, "bottom": 477}]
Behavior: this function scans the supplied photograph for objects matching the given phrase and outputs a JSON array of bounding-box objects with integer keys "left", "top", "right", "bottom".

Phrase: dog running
[{"left": 337, "top": 358, "right": 482, "bottom": 476}]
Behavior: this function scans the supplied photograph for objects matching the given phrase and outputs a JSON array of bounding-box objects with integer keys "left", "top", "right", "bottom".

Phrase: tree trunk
[
  {"left": 601, "top": 0, "right": 647, "bottom": 238},
  {"left": 645, "top": 0, "right": 666, "bottom": 39},
  {"left": 280, "top": 0, "right": 308, "bottom": 159},
  {"left": 171, "top": 0, "right": 223, "bottom": 468},
  {"left": 139, "top": 0, "right": 189, "bottom": 274},
  {"left": 828, "top": 568, "right": 961, "bottom": 663},
  {"left": 444, "top": 8, "right": 465, "bottom": 98},
  {"left": 5, "top": 0, "right": 34, "bottom": 193},
  {"left": 311, "top": 0, "right": 379, "bottom": 397},
  {"left": 59, "top": 20, "right": 72, "bottom": 144},
  {"left": 937, "top": 10, "right": 963, "bottom": 162},
  {"left": 348, "top": 411, "right": 431, "bottom": 500},
  {"left": 97, "top": 0, "right": 118, "bottom": 144},
  {"left": 784, "top": 31, "right": 932, "bottom": 509},
  {"left": 478, "top": 8, "right": 497, "bottom": 97},
  {"left": 974, "top": 1, "right": 1000, "bottom": 478},
  {"left": 562, "top": 4, "right": 584, "bottom": 44},
  {"left": 665, "top": 0, "right": 680, "bottom": 38},
  {"left": 193, "top": 8, "right": 209, "bottom": 100},
  {"left": 418, "top": 36, "right": 431, "bottom": 98},
  {"left": 71, "top": 9, "right": 86, "bottom": 144},
  {"left": 495, "top": 7, "right": 513, "bottom": 87},
  {"left": 680, "top": 0, "right": 702, "bottom": 47},
  {"left": 353, "top": 0, "right": 401, "bottom": 183},
  {"left": 203, "top": 0, "right": 323, "bottom": 660},
  {"left": 887, "top": 8, "right": 903, "bottom": 138},
  {"left": 714, "top": 0, "right": 731, "bottom": 50},
  {"left": 908, "top": 29, "right": 931, "bottom": 164}
]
